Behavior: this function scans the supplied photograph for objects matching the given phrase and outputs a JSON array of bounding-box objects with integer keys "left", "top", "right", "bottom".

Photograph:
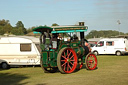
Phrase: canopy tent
[{"left": 32, "top": 26, "right": 53, "bottom": 33}]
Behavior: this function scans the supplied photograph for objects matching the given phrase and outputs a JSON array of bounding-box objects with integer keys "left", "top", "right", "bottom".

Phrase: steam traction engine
[{"left": 33, "top": 25, "right": 97, "bottom": 74}]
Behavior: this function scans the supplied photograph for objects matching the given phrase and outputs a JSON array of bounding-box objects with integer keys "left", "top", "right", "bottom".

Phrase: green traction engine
[{"left": 33, "top": 25, "right": 97, "bottom": 74}]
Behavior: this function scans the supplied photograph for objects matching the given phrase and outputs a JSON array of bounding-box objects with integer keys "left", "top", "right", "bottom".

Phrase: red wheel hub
[{"left": 89, "top": 60, "right": 94, "bottom": 63}]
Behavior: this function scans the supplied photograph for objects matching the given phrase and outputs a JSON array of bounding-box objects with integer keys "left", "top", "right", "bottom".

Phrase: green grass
[{"left": 0, "top": 55, "right": 128, "bottom": 85}]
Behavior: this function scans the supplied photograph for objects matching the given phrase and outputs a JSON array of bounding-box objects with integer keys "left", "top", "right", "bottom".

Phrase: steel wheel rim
[
  {"left": 86, "top": 54, "right": 97, "bottom": 70},
  {"left": 117, "top": 52, "right": 121, "bottom": 56},
  {"left": 60, "top": 48, "right": 77, "bottom": 73}
]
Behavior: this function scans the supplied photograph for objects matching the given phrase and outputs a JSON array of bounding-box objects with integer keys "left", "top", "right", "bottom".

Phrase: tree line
[
  {"left": 0, "top": 19, "right": 27, "bottom": 35},
  {"left": 0, "top": 19, "right": 59, "bottom": 35},
  {"left": 0, "top": 19, "right": 128, "bottom": 38},
  {"left": 85, "top": 30, "right": 128, "bottom": 39}
]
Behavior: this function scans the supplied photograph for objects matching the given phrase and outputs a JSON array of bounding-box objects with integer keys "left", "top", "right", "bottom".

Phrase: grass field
[{"left": 0, "top": 55, "right": 128, "bottom": 85}]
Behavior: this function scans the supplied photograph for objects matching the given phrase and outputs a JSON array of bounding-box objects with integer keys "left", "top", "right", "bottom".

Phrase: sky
[{"left": 0, "top": 0, "right": 128, "bottom": 33}]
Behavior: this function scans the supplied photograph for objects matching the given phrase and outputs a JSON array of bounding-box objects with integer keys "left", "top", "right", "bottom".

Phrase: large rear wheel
[
  {"left": 57, "top": 47, "right": 78, "bottom": 73},
  {"left": 85, "top": 53, "right": 97, "bottom": 70}
]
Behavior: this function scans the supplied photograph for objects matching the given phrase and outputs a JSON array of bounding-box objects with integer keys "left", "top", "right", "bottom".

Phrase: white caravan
[
  {"left": 91, "top": 38, "right": 128, "bottom": 56},
  {"left": 0, "top": 36, "right": 41, "bottom": 69}
]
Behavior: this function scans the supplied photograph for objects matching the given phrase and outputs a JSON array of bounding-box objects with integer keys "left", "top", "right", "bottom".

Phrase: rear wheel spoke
[
  {"left": 70, "top": 62, "right": 73, "bottom": 66},
  {"left": 70, "top": 59, "right": 75, "bottom": 61},
  {"left": 62, "top": 55, "right": 66, "bottom": 59},
  {"left": 64, "top": 64, "right": 66, "bottom": 71},
  {"left": 62, "top": 62, "right": 67, "bottom": 67},
  {"left": 67, "top": 51, "right": 72, "bottom": 58},
  {"left": 70, "top": 55, "right": 74, "bottom": 59},
  {"left": 67, "top": 63, "right": 69, "bottom": 71},
  {"left": 68, "top": 63, "right": 72, "bottom": 70}
]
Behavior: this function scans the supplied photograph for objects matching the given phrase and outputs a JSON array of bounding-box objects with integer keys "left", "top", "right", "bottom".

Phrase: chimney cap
[{"left": 79, "top": 22, "right": 85, "bottom": 26}]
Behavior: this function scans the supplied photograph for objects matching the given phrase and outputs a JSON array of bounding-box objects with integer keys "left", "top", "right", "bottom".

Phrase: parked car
[{"left": 91, "top": 38, "right": 128, "bottom": 56}]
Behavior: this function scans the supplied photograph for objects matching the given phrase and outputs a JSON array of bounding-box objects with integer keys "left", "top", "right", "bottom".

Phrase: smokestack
[{"left": 79, "top": 22, "right": 84, "bottom": 26}]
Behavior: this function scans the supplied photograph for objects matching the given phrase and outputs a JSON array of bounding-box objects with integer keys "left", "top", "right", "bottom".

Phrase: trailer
[
  {"left": 0, "top": 36, "right": 41, "bottom": 69},
  {"left": 92, "top": 38, "right": 128, "bottom": 56},
  {"left": 33, "top": 25, "right": 97, "bottom": 74}
]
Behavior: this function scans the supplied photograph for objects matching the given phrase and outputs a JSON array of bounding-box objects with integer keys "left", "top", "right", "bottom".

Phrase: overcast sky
[{"left": 0, "top": 0, "right": 128, "bottom": 33}]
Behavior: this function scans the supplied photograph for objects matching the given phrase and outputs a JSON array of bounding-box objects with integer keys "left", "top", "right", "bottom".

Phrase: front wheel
[
  {"left": 57, "top": 47, "right": 78, "bottom": 74},
  {"left": 116, "top": 51, "right": 121, "bottom": 56},
  {"left": 85, "top": 53, "right": 97, "bottom": 70},
  {"left": 93, "top": 51, "right": 98, "bottom": 56},
  {"left": 1, "top": 62, "right": 9, "bottom": 69}
]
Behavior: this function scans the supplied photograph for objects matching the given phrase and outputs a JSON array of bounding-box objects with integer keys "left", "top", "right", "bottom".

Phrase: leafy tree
[
  {"left": 15, "top": 21, "right": 27, "bottom": 34},
  {"left": 16, "top": 21, "right": 24, "bottom": 28},
  {"left": 18, "top": 27, "right": 24, "bottom": 35},
  {"left": 52, "top": 23, "right": 59, "bottom": 26},
  {"left": 0, "top": 19, "right": 12, "bottom": 35},
  {"left": 126, "top": 33, "right": 128, "bottom": 35},
  {"left": 3, "top": 23, "right": 12, "bottom": 33},
  {"left": 27, "top": 26, "right": 37, "bottom": 33},
  {"left": 0, "top": 19, "right": 9, "bottom": 26},
  {"left": 0, "top": 26, "right": 5, "bottom": 35},
  {"left": 11, "top": 27, "right": 24, "bottom": 35}
]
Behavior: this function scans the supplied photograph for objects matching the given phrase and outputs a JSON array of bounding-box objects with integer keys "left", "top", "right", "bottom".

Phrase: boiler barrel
[{"left": 74, "top": 47, "right": 85, "bottom": 57}]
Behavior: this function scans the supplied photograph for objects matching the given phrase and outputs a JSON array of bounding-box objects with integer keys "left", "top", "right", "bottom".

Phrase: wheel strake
[
  {"left": 86, "top": 53, "right": 97, "bottom": 70},
  {"left": 57, "top": 47, "right": 77, "bottom": 73}
]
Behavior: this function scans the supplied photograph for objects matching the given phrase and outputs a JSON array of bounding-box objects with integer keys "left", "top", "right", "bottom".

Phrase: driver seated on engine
[
  {"left": 83, "top": 41, "right": 91, "bottom": 55},
  {"left": 43, "top": 32, "right": 51, "bottom": 50},
  {"left": 71, "top": 34, "right": 78, "bottom": 42}
]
